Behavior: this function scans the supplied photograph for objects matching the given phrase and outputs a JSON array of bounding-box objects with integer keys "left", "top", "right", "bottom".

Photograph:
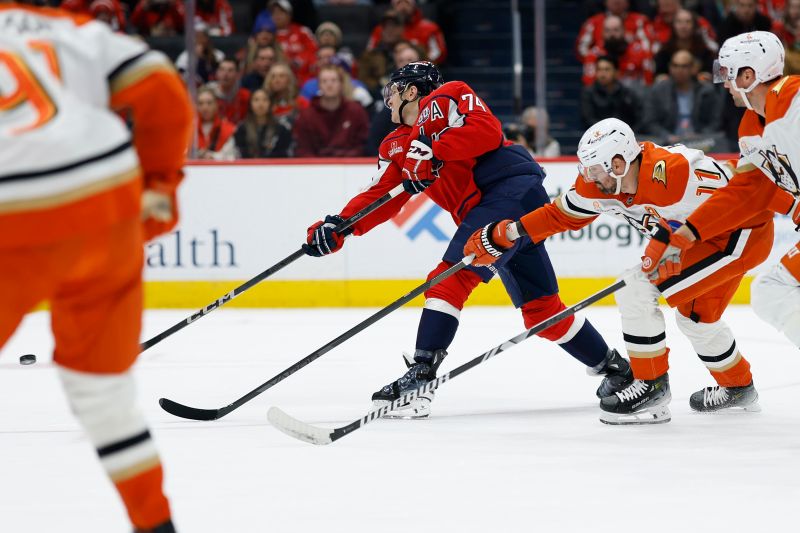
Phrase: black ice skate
[
  {"left": 587, "top": 348, "right": 634, "bottom": 398},
  {"left": 599, "top": 373, "right": 671, "bottom": 425},
  {"left": 371, "top": 349, "right": 447, "bottom": 419},
  {"left": 689, "top": 381, "right": 760, "bottom": 413},
  {"left": 134, "top": 519, "right": 176, "bottom": 533}
]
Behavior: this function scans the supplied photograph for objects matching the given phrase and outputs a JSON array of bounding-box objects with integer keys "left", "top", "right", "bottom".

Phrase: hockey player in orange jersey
[
  {"left": 643, "top": 31, "right": 800, "bottom": 355},
  {"left": 465, "top": 118, "right": 780, "bottom": 424},
  {"left": 0, "top": 3, "right": 192, "bottom": 532}
]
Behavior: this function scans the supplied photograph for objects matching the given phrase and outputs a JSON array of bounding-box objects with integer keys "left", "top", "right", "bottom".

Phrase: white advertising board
[{"left": 144, "top": 159, "right": 796, "bottom": 282}]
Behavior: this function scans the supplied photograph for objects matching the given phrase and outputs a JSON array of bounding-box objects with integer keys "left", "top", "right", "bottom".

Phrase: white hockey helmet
[
  {"left": 713, "top": 31, "right": 784, "bottom": 108},
  {"left": 576, "top": 118, "right": 641, "bottom": 195}
]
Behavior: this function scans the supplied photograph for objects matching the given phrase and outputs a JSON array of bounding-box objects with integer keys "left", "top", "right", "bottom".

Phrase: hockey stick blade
[
  {"left": 140, "top": 183, "right": 406, "bottom": 353},
  {"left": 268, "top": 277, "right": 628, "bottom": 445},
  {"left": 159, "top": 254, "right": 475, "bottom": 421}
]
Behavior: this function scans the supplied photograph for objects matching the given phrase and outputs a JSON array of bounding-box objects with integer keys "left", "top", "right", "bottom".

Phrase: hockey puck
[{"left": 19, "top": 354, "right": 37, "bottom": 365}]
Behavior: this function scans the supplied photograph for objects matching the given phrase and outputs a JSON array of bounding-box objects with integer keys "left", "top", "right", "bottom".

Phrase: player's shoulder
[
  {"left": 640, "top": 141, "right": 691, "bottom": 178},
  {"left": 429, "top": 80, "right": 473, "bottom": 99},
  {"left": 765, "top": 75, "right": 800, "bottom": 125}
]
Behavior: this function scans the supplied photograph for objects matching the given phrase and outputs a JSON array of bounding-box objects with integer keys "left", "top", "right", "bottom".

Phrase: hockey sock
[
  {"left": 709, "top": 355, "right": 752, "bottom": 388},
  {"left": 58, "top": 367, "right": 171, "bottom": 530},
  {"left": 415, "top": 307, "right": 459, "bottom": 354},
  {"left": 556, "top": 320, "right": 608, "bottom": 367},
  {"left": 629, "top": 348, "right": 670, "bottom": 381}
]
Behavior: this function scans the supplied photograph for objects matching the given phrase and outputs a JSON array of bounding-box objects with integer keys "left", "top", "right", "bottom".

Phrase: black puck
[{"left": 19, "top": 354, "right": 37, "bottom": 365}]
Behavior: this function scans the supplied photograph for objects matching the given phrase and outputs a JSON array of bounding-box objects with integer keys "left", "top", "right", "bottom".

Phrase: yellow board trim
[{"left": 138, "top": 276, "right": 755, "bottom": 309}]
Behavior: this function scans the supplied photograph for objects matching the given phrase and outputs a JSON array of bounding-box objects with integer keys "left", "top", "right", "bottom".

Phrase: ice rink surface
[{"left": 2, "top": 305, "right": 799, "bottom": 532}]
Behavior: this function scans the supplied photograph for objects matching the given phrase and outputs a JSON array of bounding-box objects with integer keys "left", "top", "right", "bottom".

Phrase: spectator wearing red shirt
[
  {"left": 195, "top": 86, "right": 237, "bottom": 160},
  {"left": 207, "top": 58, "right": 251, "bottom": 124},
  {"left": 576, "top": 0, "right": 654, "bottom": 61},
  {"left": 130, "top": 0, "right": 185, "bottom": 36},
  {"left": 196, "top": 0, "right": 235, "bottom": 36},
  {"left": 62, "top": 0, "right": 126, "bottom": 31},
  {"left": 293, "top": 64, "right": 369, "bottom": 157},
  {"left": 651, "top": 0, "right": 717, "bottom": 53},
  {"left": 582, "top": 14, "right": 654, "bottom": 87},
  {"left": 367, "top": 0, "right": 447, "bottom": 64},
  {"left": 270, "top": 0, "right": 318, "bottom": 85},
  {"left": 264, "top": 61, "right": 309, "bottom": 123}
]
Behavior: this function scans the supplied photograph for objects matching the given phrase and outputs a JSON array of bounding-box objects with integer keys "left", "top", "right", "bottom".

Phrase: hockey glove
[
  {"left": 641, "top": 219, "right": 694, "bottom": 284},
  {"left": 303, "top": 215, "right": 352, "bottom": 257},
  {"left": 789, "top": 196, "right": 800, "bottom": 231},
  {"left": 464, "top": 219, "right": 517, "bottom": 266},
  {"left": 141, "top": 172, "right": 182, "bottom": 241},
  {"left": 402, "top": 135, "right": 441, "bottom": 195}
]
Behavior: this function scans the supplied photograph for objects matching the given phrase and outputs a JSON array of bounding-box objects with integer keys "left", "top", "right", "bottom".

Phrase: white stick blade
[{"left": 267, "top": 407, "right": 333, "bottom": 445}]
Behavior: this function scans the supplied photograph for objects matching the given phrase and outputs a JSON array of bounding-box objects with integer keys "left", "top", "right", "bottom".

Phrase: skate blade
[
  {"left": 691, "top": 401, "right": 762, "bottom": 414},
  {"left": 372, "top": 399, "right": 431, "bottom": 420},
  {"left": 600, "top": 405, "right": 672, "bottom": 425}
]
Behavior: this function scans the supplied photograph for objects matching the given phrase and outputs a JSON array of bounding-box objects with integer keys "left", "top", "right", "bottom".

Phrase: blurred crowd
[
  {"left": 575, "top": 0, "right": 800, "bottom": 153},
  {"left": 35, "top": 0, "right": 800, "bottom": 159}
]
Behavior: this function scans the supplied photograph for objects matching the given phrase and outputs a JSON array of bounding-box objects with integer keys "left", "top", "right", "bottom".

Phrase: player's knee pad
[
  {"left": 675, "top": 312, "right": 739, "bottom": 368},
  {"left": 522, "top": 294, "right": 584, "bottom": 343},
  {"left": 423, "top": 261, "right": 482, "bottom": 311},
  {"left": 58, "top": 367, "right": 157, "bottom": 479},
  {"left": 615, "top": 270, "right": 666, "bottom": 353}
]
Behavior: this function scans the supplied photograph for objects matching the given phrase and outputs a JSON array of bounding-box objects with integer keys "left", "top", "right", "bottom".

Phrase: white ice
[{"left": 1, "top": 305, "right": 799, "bottom": 533}]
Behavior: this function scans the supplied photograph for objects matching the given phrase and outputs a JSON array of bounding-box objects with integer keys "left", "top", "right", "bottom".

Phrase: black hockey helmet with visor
[{"left": 382, "top": 61, "right": 444, "bottom": 107}]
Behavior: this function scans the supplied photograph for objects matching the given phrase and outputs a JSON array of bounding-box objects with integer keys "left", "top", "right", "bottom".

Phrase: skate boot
[
  {"left": 371, "top": 349, "right": 447, "bottom": 419},
  {"left": 134, "top": 520, "right": 176, "bottom": 533},
  {"left": 587, "top": 348, "right": 634, "bottom": 398},
  {"left": 689, "top": 381, "right": 760, "bottom": 413},
  {"left": 599, "top": 373, "right": 671, "bottom": 425}
]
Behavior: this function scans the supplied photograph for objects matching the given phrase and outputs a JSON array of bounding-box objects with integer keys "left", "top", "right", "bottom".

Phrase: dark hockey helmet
[{"left": 382, "top": 61, "right": 444, "bottom": 106}]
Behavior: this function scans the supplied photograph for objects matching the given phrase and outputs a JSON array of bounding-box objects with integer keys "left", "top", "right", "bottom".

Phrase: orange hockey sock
[
  {"left": 114, "top": 463, "right": 171, "bottom": 530},
  {"left": 629, "top": 348, "right": 670, "bottom": 381},
  {"left": 709, "top": 355, "right": 752, "bottom": 388}
]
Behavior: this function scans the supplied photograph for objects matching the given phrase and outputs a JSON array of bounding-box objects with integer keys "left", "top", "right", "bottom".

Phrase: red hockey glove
[
  {"left": 303, "top": 215, "right": 352, "bottom": 257},
  {"left": 641, "top": 219, "right": 694, "bottom": 284},
  {"left": 464, "top": 220, "right": 517, "bottom": 266},
  {"left": 402, "top": 135, "right": 441, "bottom": 194}
]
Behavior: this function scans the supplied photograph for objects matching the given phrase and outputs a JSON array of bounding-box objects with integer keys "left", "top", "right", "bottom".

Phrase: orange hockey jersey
[{"left": 0, "top": 3, "right": 192, "bottom": 248}]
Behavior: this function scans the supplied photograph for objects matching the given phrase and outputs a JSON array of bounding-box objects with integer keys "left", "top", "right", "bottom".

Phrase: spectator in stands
[
  {"left": 367, "top": 0, "right": 447, "bottom": 64},
  {"left": 195, "top": 86, "right": 238, "bottom": 160},
  {"left": 293, "top": 64, "right": 369, "bottom": 157},
  {"left": 718, "top": 0, "right": 773, "bottom": 44},
  {"left": 270, "top": 0, "right": 319, "bottom": 85},
  {"left": 264, "top": 61, "right": 309, "bottom": 122},
  {"left": 176, "top": 22, "right": 225, "bottom": 86},
  {"left": 208, "top": 58, "right": 251, "bottom": 124},
  {"left": 576, "top": 0, "right": 654, "bottom": 62},
  {"left": 652, "top": 0, "right": 717, "bottom": 53},
  {"left": 582, "top": 14, "right": 654, "bottom": 88},
  {"left": 643, "top": 49, "right": 721, "bottom": 145},
  {"left": 654, "top": 8, "right": 718, "bottom": 77},
  {"left": 239, "top": 17, "right": 282, "bottom": 74},
  {"left": 196, "top": 0, "right": 235, "bottom": 36},
  {"left": 299, "top": 46, "right": 374, "bottom": 109},
  {"left": 241, "top": 45, "right": 278, "bottom": 90},
  {"left": 369, "top": 9, "right": 406, "bottom": 64},
  {"left": 62, "top": 0, "right": 126, "bottom": 31},
  {"left": 234, "top": 88, "right": 293, "bottom": 158},
  {"left": 315, "top": 21, "right": 355, "bottom": 74},
  {"left": 504, "top": 108, "right": 561, "bottom": 158},
  {"left": 581, "top": 55, "right": 643, "bottom": 129},
  {"left": 774, "top": 0, "right": 800, "bottom": 72},
  {"left": 358, "top": 49, "right": 389, "bottom": 110},
  {"left": 130, "top": 0, "right": 185, "bottom": 36},
  {"left": 392, "top": 39, "right": 426, "bottom": 72}
]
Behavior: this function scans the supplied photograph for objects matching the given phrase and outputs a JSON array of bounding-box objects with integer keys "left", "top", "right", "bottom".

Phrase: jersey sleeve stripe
[
  {"left": 0, "top": 140, "right": 132, "bottom": 183},
  {"left": 108, "top": 51, "right": 175, "bottom": 97},
  {"left": 561, "top": 191, "right": 600, "bottom": 217}
]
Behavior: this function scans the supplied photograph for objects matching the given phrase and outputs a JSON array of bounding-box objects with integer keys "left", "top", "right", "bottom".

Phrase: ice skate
[
  {"left": 371, "top": 349, "right": 447, "bottom": 419},
  {"left": 599, "top": 373, "right": 671, "bottom": 425},
  {"left": 587, "top": 348, "right": 634, "bottom": 398},
  {"left": 689, "top": 381, "right": 760, "bottom": 413}
]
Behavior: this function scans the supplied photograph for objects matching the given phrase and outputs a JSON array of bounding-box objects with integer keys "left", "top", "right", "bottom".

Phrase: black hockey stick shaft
[
  {"left": 267, "top": 277, "right": 628, "bottom": 445},
  {"left": 140, "top": 183, "right": 406, "bottom": 352},
  {"left": 159, "top": 255, "right": 475, "bottom": 420}
]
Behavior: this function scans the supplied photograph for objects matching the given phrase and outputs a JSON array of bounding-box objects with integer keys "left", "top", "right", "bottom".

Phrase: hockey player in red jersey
[
  {"left": 303, "top": 62, "right": 632, "bottom": 418},
  {"left": 0, "top": 3, "right": 192, "bottom": 531}
]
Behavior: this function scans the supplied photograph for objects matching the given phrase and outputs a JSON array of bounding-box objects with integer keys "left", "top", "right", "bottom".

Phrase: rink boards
[{"left": 142, "top": 158, "right": 797, "bottom": 308}]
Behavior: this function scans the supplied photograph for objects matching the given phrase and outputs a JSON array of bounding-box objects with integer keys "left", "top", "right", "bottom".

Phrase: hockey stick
[
  {"left": 267, "top": 276, "right": 630, "bottom": 445},
  {"left": 140, "top": 183, "right": 407, "bottom": 352},
  {"left": 158, "top": 254, "right": 476, "bottom": 420}
]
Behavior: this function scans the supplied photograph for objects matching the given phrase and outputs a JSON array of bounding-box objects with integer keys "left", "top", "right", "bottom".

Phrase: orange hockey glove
[
  {"left": 464, "top": 220, "right": 516, "bottom": 266},
  {"left": 641, "top": 219, "right": 694, "bottom": 284}
]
